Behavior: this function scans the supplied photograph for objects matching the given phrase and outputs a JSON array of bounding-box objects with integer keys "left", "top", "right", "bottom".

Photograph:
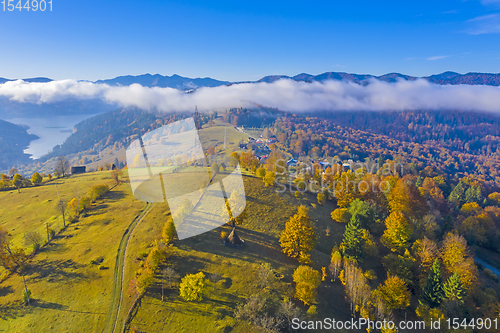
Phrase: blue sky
[{"left": 0, "top": 0, "right": 499, "bottom": 81}]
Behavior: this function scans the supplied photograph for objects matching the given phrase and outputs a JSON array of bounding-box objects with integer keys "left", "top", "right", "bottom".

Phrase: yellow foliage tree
[
  {"left": 387, "top": 176, "right": 427, "bottom": 219},
  {"left": 333, "top": 170, "right": 358, "bottom": 208},
  {"left": 331, "top": 208, "right": 351, "bottom": 223},
  {"left": 293, "top": 265, "right": 321, "bottom": 305},
  {"left": 263, "top": 171, "right": 276, "bottom": 186},
  {"left": 381, "top": 212, "right": 413, "bottom": 252},
  {"left": 441, "top": 233, "right": 477, "bottom": 290},
  {"left": 279, "top": 206, "right": 316, "bottom": 263},
  {"left": 378, "top": 276, "right": 411, "bottom": 310},
  {"left": 67, "top": 198, "right": 80, "bottom": 217}
]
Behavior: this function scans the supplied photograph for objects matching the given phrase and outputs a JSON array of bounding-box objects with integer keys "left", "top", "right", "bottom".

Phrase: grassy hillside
[
  {"left": 0, "top": 166, "right": 355, "bottom": 333},
  {"left": 0, "top": 174, "right": 147, "bottom": 332},
  {"left": 127, "top": 173, "right": 353, "bottom": 332},
  {"left": 0, "top": 172, "right": 114, "bottom": 251}
]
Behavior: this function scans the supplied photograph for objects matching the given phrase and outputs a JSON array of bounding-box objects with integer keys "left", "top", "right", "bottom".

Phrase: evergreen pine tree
[
  {"left": 465, "top": 185, "right": 483, "bottom": 204},
  {"left": 340, "top": 215, "right": 365, "bottom": 261},
  {"left": 416, "top": 176, "right": 423, "bottom": 188},
  {"left": 421, "top": 259, "right": 444, "bottom": 307},
  {"left": 377, "top": 154, "right": 386, "bottom": 172},
  {"left": 348, "top": 199, "right": 374, "bottom": 228},
  {"left": 443, "top": 272, "right": 465, "bottom": 303},
  {"left": 448, "top": 181, "right": 466, "bottom": 208}
]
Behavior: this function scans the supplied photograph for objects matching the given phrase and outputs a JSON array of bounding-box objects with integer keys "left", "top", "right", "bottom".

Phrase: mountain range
[
  {"left": 1, "top": 71, "right": 500, "bottom": 89},
  {"left": 256, "top": 71, "right": 500, "bottom": 86}
]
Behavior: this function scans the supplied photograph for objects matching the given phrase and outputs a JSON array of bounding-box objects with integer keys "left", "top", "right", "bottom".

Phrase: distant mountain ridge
[
  {"left": 95, "top": 73, "right": 230, "bottom": 90},
  {"left": 1, "top": 71, "right": 500, "bottom": 88},
  {"left": 0, "top": 77, "right": 53, "bottom": 84},
  {"left": 257, "top": 71, "right": 500, "bottom": 86}
]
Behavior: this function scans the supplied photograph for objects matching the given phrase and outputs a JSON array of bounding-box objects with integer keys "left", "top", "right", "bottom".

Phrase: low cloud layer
[{"left": 1, "top": 78, "right": 500, "bottom": 113}]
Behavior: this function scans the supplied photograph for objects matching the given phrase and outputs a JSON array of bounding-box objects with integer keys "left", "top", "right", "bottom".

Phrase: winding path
[{"left": 103, "top": 202, "right": 153, "bottom": 333}]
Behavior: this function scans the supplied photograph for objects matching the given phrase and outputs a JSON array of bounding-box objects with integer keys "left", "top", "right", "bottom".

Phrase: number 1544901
[{"left": 2, "top": 0, "right": 52, "bottom": 11}]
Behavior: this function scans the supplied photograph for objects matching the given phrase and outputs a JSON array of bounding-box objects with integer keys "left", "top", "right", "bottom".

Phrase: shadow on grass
[
  {"left": 0, "top": 301, "right": 27, "bottom": 321},
  {"left": 0, "top": 286, "right": 13, "bottom": 298},
  {"left": 182, "top": 226, "right": 290, "bottom": 268},
  {"left": 102, "top": 189, "right": 126, "bottom": 203},
  {"left": 87, "top": 203, "right": 110, "bottom": 214},
  {"left": 32, "top": 299, "right": 106, "bottom": 315},
  {"left": 26, "top": 259, "right": 88, "bottom": 283}
]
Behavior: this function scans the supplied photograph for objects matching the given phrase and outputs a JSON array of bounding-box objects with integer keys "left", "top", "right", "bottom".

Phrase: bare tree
[
  {"left": 343, "top": 259, "right": 371, "bottom": 314},
  {"left": 8, "top": 168, "right": 18, "bottom": 177},
  {"left": 111, "top": 169, "right": 123, "bottom": 185},
  {"left": 277, "top": 301, "right": 301, "bottom": 330},
  {"left": 54, "top": 156, "right": 70, "bottom": 177},
  {"left": 162, "top": 267, "right": 179, "bottom": 301},
  {"left": 56, "top": 185, "right": 66, "bottom": 227},
  {"left": 0, "top": 227, "right": 30, "bottom": 305},
  {"left": 24, "top": 231, "right": 44, "bottom": 251},
  {"left": 329, "top": 250, "right": 342, "bottom": 282}
]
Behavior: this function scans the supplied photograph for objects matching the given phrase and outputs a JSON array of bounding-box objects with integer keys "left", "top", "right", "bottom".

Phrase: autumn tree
[
  {"left": 256, "top": 167, "right": 266, "bottom": 178},
  {"left": 211, "top": 163, "right": 220, "bottom": 177},
  {"left": 279, "top": 206, "right": 316, "bottom": 263},
  {"left": 441, "top": 233, "right": 476, "bottom": 290},
  {"left": 240, "top": 151, "right": 259, "bottom": 171},
  {"left": 387, "top": 176, "right": 427, "bottom": 219},
  {"left": 378, "top": 276, "right": 411, "bottom": 310},
  {"left": 420, "top": 177, "right": 446, "bottom": 212},
  {"left": 172, "top": 197, "right": 193, "bottom": 225},
  {"left": 221, "top": 189, "right": 246, "bottom": 225},
  {"left": 341, "top": 259, "right": 371, "bottom": 313},
  {"left": 413, "top": 237, "right": 439, "bottom": 282},
  {"left": 0, "top": 226, "right": 30, "bottom": 305},
  {"left": 230, "top": 151, "right": 240, "bottom": 167},
  {"left": 12, "top": 174, "right": 22, "bottom": 193},
  {"left": 317, "top": 192, "right": 326, "bottom": 205},
  {"left": 294, "top": 177, "right": 306, "bottom": 191},
  {"left": 331, "top": 208, "right": 351, "bottom": 223},
  {"left": 162, "top": 218, "right": 176, "bottom": 243},
  {"left": 67, "top": 198, "right": 80, "bottom": 217},
  {"left": 31, "top": 172, "right": 42, "bottom": 186},
  {"left": 263, "top": 171, "right": 276, "bottom": 186},
  {"left": 381, "top": 212, "right": 413, "bottom": 252},
  {"left": 382, "top": 250, "right": 415, "bottom": 287},
  {"left": 488, "top": 192, "right": 500, "bottom": 206},
  {"left": 293, "top": 265, "right": 321, "bottom": 305},
  {"left": 79, "top": 196, "right": 92, "bottom": 211},
  {"left": 111, "top": 169, "right": 123, "bottom": 185},
  {"left": 333, "top": 170, "right": 358, "bottom": 208},
  {"left": 179, "top": 272, "right": 210, "bottom": 301},
  {"left": 330, "top": 249, "right": 342, "bottom": 282}
]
